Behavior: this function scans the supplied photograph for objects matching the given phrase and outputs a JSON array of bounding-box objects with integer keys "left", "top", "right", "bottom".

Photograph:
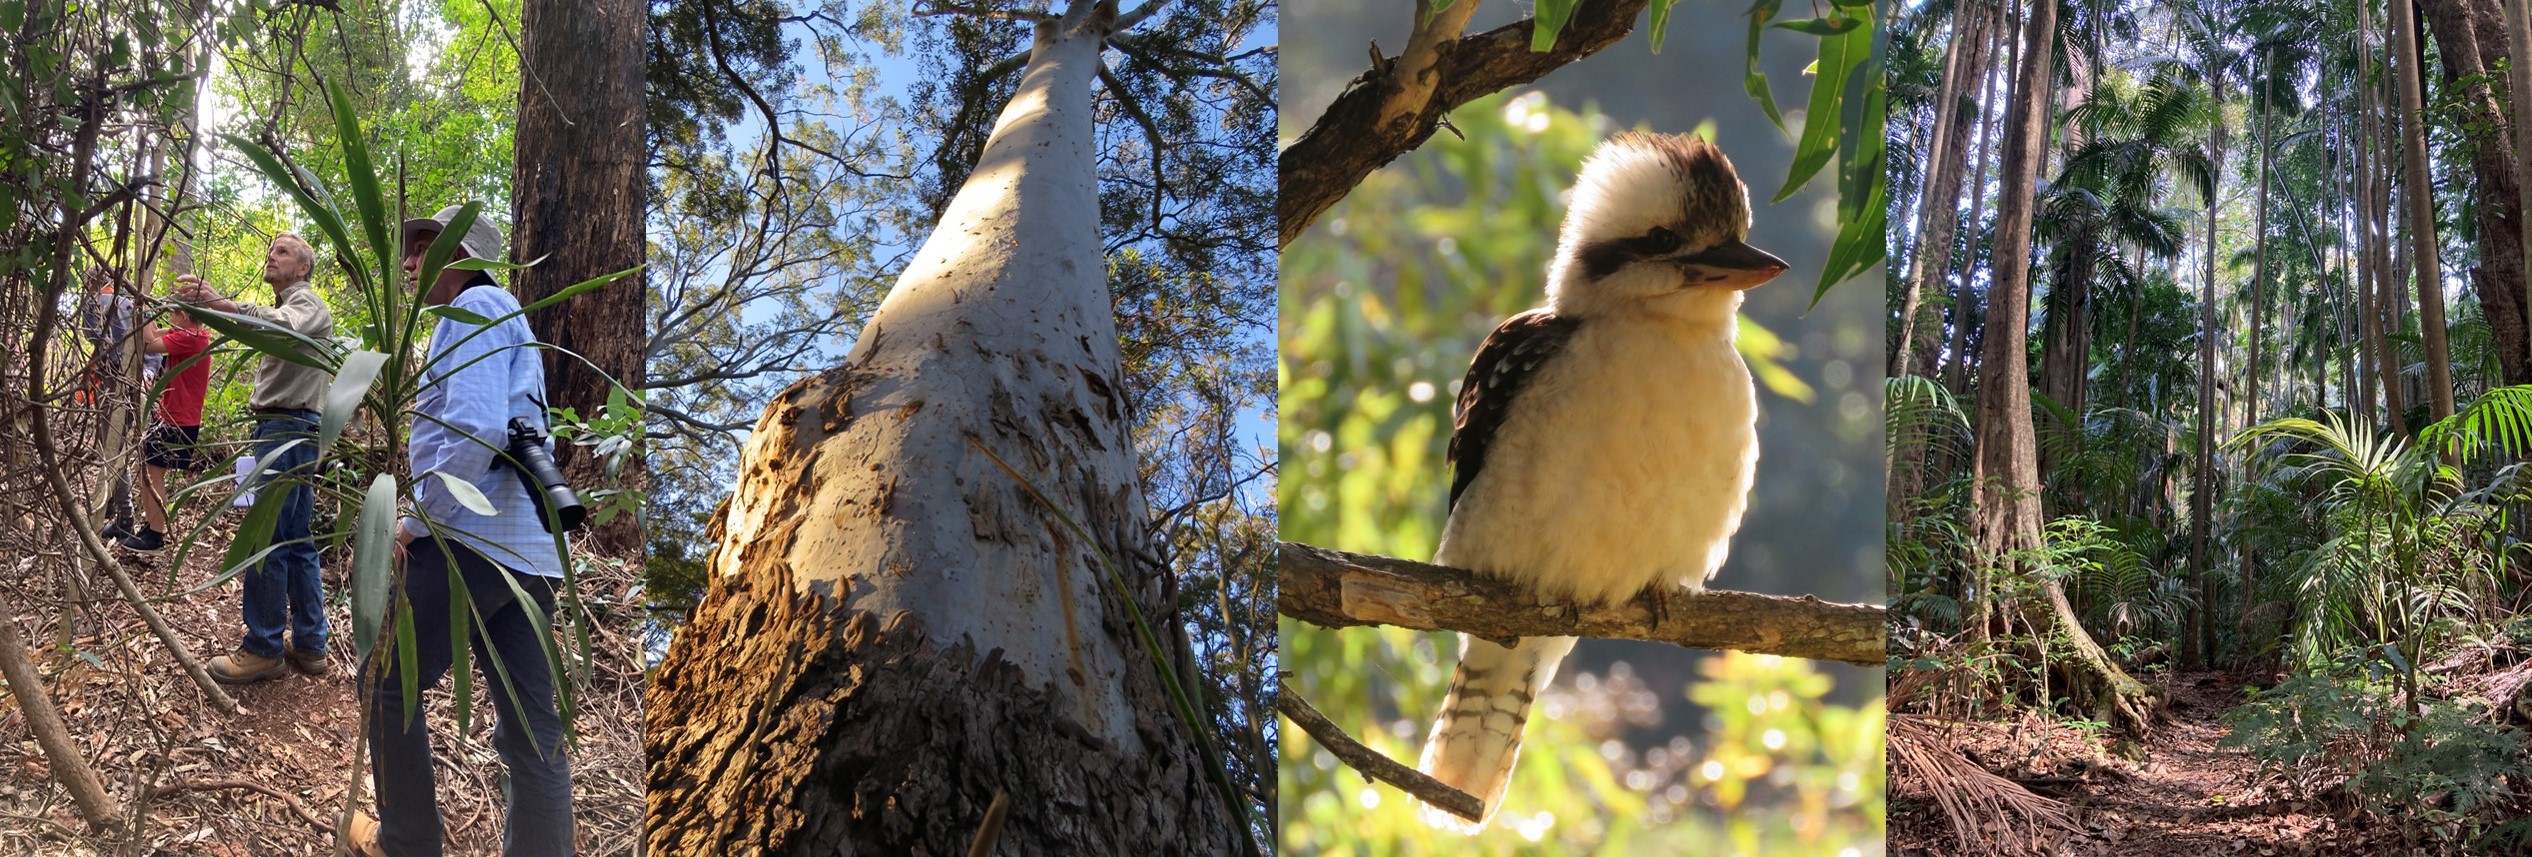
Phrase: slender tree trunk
[
  {"left": 0, "top": 605, "right": 120, "bottom": 829},
  {"left": 2250, "top": 52, "right": 2272, "bottom": 429},
  {"left": 1975, "top": 0, "right": 2153, "bottom": 734},
  {"left": 2191, "top": 65, "right": 2226, "bottom": 669},
  {"left": 1943, "top": 0, "right": 2014, "bottom": 395},
  {"left": 2365, "top": 3, "right": 2410, "bottom": 433},
  {"left": 1958, "top": 0, "right": 2018, "bottom": 637},
  {"left": 2393, "top": 0, "right": 2458, "bottom": 423},
  {"left": 1897, "top": 0, "right": 1994, "bottom": 379},
  {"left": 512, "top": 0, "right": 649, "bottom": 559},
  {"left": 1891, "top": 0, "right": 1992, "bottom": 519},
  {"left": 643, "top": 5, "right": 1241, "bottom": 853}
]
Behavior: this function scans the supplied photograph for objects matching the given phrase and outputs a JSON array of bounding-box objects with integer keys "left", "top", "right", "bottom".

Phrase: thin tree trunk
[
  {"left": 512, "top": 0, "right": 648, "bottom": 559},
  {"left": 643, "top": 4, "right": 1241, "bottom": 853},
  {"left": 2191, "top": 62, "right": 2226, "bottom": 669},
  {"left": 1958, "top": 0, "right": 2018, "bottom": 638},
  {"left": 1892, "top": 0, "right": 1992, "bottom": 519},
  {"left": 0, "top": 604, "right": 120, "bottom": 829},
  {"left": 1942, "top": 0, "right": 2013, "bottom": 393},
  {"left": 1896, "top": 0, "right": 1992, "bottom": 380},
  {"left": 2393, "top": 0, "right": 2458, "bottom": 423}
]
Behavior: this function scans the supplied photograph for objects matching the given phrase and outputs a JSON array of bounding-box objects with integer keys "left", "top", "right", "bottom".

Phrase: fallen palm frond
[{"left": 1889, "top": 712, "right": 2083, "bottom": 857}]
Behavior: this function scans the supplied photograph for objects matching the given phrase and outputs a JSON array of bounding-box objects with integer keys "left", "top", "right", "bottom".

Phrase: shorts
[{"left": 143, "top": 424, "right": 202, "bottom": 471}]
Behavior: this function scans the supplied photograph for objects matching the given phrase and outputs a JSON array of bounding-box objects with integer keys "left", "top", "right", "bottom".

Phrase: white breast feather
[{"left": 1434, "top": 314, "right": 1758, "bottom": 605}]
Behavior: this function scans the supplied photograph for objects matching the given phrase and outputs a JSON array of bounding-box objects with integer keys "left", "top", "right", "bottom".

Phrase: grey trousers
[{"left": 367, "top": 536, "right": 574, "bottom": 857}]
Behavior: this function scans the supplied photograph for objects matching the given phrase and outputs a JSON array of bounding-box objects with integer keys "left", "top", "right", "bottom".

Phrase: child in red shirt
[{"left": 127, "top": 305, "right": 213, "bottom": 552}]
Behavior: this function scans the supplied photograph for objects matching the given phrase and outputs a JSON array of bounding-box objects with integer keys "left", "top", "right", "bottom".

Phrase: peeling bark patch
[
  {"left": 645, "top": 558, "right": 1238, "bottom": 854},
  {"left": 1076, "top": 367, "right": 1120, "bottom": 422}
]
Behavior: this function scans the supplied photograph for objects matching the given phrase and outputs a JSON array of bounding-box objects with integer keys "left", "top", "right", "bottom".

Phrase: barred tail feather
[{"left": 1414, "top": 634, "right": 1578, "bottom": 832}]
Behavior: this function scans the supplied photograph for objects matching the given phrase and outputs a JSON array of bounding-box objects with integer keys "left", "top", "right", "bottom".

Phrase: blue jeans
[
  {"left": 242, "top": 410, "right": 324, "bottom": 658},
  {"left": 369, "top": 537, "right": 573, "bottom": 857}
]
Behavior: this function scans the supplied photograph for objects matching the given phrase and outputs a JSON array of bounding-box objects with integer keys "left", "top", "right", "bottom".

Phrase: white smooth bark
[{"left": 710, "top": 6, "right": 1149, "bottom": 751}]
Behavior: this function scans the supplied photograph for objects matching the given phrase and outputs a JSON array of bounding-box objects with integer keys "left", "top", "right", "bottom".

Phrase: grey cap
[{"left": 400, "top": 204, "right": 504, "bottom": 264}]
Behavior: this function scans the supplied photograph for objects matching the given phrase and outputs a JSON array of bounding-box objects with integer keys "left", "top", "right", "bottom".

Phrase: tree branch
[
  {"left": 1277, "top": 0, "right": 1652, "bottom": 248},
  {"left": 1278, "top": 542, "right": 1886, "bottom": 666},
  {"left": 1273, "top": 678, "right": 1483, "bottom": 823}
]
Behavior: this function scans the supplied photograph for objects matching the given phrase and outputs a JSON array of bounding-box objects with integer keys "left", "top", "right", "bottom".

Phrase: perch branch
[
  {"left": 1278, "top": 542, "right": 1886, "bottom": 666},
  {"left": 1278, "top": 0, "right": 1652, "bottom": 247},
  {"left": 1273, "top": 678, "right": 1484, "bottom": 823}
]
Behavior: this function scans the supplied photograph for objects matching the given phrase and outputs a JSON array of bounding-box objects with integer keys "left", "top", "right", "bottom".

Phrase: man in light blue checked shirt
[{"left": 346, "top": 204, "right": 573, "bottom": 857}]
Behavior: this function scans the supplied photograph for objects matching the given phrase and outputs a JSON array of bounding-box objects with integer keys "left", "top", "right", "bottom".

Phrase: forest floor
[
  {"left": 0, "top": 499, "right": 648, "bottom": 856},
  {"left": 1893, "top": 672, "right": 2437, "bottom": 856}
]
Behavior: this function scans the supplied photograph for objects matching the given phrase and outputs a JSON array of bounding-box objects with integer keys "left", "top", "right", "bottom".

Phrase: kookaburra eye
[{"left": 1644, "top": 227, "right": 1682, "bottom": 254}]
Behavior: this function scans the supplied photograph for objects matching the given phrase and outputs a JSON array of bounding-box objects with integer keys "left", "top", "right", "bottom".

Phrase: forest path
[
  {"left": 1898, "top": 671, "right": 2416, "bottom": 856},
  {"left": 0, "top": 500, "right": 645, "bottom": 856},
  {"left": 2056, "top": 672, "right": 2353, "bottom": 856}
]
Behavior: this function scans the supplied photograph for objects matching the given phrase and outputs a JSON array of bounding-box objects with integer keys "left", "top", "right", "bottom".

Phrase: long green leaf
[
  {"left": 1775, "top": 17, "right": 1863, "bottom": 202},
  {"left": 351, "top": 473, "right": 396, "bottom": 664},
  {"left": 324, "top": 77, "right": 394, "bottom": 311},
  {"left": 219, "top": 134, "right": 356, "bottom": 271},
  {"left": 218, "top": 447, "right": 302, "bottom": 579},
  {"left": 1530, "top": 0, "right": 1576, "bottom": 51},
  {"left": 318, "top": 350, "right": 387, "bottom": 462},
  {"left": 429, "top": 470, "right": 498, "bottom": 515},
  {"left": 183, "top": 303, "right": 339, "bottom": 371}
]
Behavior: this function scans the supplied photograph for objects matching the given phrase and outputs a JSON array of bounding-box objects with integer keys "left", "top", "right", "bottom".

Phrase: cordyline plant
[{"left": 172, "top": 75, "right": 638, "bottom": 837}]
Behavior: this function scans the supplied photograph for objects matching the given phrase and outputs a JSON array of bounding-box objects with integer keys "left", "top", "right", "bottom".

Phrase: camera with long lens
[{"left": 504, "top": 417, "right": 586, "bottom": 533}]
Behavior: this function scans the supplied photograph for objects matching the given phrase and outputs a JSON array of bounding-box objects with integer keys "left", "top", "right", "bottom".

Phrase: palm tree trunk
[{"left": 2191, "top": 62, "right": 2226, "bottom": 669}]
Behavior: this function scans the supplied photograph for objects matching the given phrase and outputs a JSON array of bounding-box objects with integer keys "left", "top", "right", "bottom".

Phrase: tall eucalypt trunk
[{"left": 644, "top": 3, "right": 1240, "bottom": 854}]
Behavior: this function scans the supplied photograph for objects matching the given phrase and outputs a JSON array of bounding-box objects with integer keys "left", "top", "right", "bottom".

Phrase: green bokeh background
[{"left": 1277, "top": 3, "right": 1887, "bottom": 854}]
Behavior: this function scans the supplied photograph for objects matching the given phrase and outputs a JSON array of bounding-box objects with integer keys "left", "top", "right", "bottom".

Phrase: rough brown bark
[
  {"left": 1975, "top": 0, "right": 2154, "bottom": 732},
  {"left": 2422, "top": 0, "right": 2532, "bottom": 387},
  {"left": 646, "top": 560, "right": 1233, "bottom": 855},
  {"left": 512, "top": 0, "right": 648, "bottom": 559},
  {"left": 1276, "top": 542, "right": 1886, "bottom": 666},
  {"left": 1277, "top": 0, "right": 1651, "bottom": 246}
]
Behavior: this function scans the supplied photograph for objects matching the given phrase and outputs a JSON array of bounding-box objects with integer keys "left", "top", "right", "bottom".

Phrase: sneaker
[
  {"left": 100, "top": 519, "right": 133, "bottom": 541},
  {"left": 342, "top": 812, "right": 386, "bottom": 857},
  {"left": 120, "top": 527, "right": 164, "bottom": 553},
  {"left": 206, "top": 649, "right": 288, "bottom": 685},
  {"left": 285, "top": 644, "right": 331, "bottom": 676}
]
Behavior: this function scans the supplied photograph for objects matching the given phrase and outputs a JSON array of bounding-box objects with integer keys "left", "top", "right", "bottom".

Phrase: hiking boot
[
  {"left": 119, "top": 527, "right": 164, "bottom": 553},
  {"left": 100, "top": 519, "right": 133, "bottom": 541},
  {"left": 342, "top": 812, "right": 386, "bottom": 857},
  {"left": 285, "top": 644, "right": 331, "bottom": 676},
  {"left": 207, "top": 649, "right": 288, "bottom": 685}
]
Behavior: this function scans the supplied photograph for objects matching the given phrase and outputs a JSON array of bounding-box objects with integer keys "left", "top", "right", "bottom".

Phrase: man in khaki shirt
[{"left": 175, "top": 233, "right": 336, "bottom": 683}]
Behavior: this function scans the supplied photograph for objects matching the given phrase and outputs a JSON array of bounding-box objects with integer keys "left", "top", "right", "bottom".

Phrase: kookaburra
[{"left": 1415, "top": 132, "right": 1786, "bottom": 831}]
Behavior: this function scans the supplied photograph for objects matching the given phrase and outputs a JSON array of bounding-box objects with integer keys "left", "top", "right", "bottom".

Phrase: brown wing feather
[{"left": 1449, "top": 309, "right": 1583, "bottom": 510}]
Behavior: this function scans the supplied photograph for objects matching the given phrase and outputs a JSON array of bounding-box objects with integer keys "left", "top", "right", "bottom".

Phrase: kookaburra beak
[{"left": 1674, "top": 240, "right": 1789, "bottom": 290}]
